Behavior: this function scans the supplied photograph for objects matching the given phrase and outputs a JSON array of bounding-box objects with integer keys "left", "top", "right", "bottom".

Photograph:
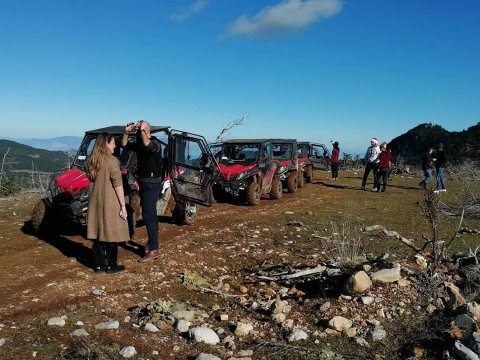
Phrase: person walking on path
[
  {"left": 375, "top": 142, "right": 393, "bottom": 192},
  {"left": 361, "top": 137, "right": 381, "bottom": 191},
  {"left": 434, "top": 143, "right": 447, "bottom": 193},
  {"left": 419, "top": 146, "right": 434, "bottom": 189},
  {"left": 330, "top": 141, "right": 340, "bottom": 180},
  {"left": 85, "top": 132, "right": 129, "bottom": 273},
  {"left": 121, "top": 120, "right": 164, "bottom": 262}
]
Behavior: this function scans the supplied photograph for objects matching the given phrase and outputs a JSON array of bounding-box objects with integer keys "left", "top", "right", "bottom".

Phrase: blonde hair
[{"left": 84, "top": 132, "right": 115, "bottom": 181}]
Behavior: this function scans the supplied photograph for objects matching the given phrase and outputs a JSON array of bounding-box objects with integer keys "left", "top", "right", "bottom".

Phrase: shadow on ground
[{"left": 21, "top": 220, "right": 94, "bottom": 269}]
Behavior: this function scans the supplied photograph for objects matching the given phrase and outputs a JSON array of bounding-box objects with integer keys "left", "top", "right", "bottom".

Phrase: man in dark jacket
[
  {"left": 434, "top": 143, "right": 447, "bottom": 193},
  {"left": 419, "top": 146, "right": 434, "bottom": 189},
  {"left": 121, "top": 120, "right": 163, "bottom": 261}
]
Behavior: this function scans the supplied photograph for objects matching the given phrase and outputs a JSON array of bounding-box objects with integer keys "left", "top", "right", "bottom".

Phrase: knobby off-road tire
[
  {"left": 297, "top": 169, "right": 304, "bottom": 188},
  {"left": 305, "top": 165, "right": 313, "bottom": 183},
  {"left": 173, "top": 201, "right": 198, "bottom": 225},
  {"left": 286, "top": 172, "right": 298, "bottom": 193},
  {"left": 246, "top": 182, "right": 261, "bottom": 206},
  {"left": 269, "top": 178, "right": 283, "bottom": 199},
  {"left": 31, "top": 198, "right": 49, "bottom": 233}
]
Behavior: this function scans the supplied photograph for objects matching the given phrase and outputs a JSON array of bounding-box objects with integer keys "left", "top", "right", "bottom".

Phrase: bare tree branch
[
  {"left": 364, "top": 225, "right": 422, "bottom": 252},
  {"left": 215, "top": 114, "right": 248, "bottom": 142}
]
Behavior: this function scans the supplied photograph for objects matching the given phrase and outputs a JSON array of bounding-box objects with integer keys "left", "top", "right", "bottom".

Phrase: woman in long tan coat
[{"left": 85, "top": 132, "right": 130, "bottom": 273}]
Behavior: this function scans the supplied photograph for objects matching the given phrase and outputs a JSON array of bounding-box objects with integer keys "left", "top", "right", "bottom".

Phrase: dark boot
[
  {"left": 92, "top": 241, "right": 106, "bottom": 273},
  {"left": 105, "top": 243, "right": 125, "bottom": 273}
]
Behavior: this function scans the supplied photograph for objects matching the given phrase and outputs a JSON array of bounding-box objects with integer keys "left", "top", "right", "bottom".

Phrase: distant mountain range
[
  {"left": 1, "top": 122, "right": 478, "bottom": 174},
  {"left": 2, "top": 136, "right": 82, "bottom": 152},
  {"left": 389, "top": 122, "right": 480, "bottom": 164},
  {"left": 0, "top": 139, "right": 71, "bottom": 173}
]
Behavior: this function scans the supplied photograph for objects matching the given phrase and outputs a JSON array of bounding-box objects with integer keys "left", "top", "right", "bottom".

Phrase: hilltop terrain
[
  {"left": 0, "top": 140, "right": 71, "bottom": 173},
  {"left": 0, "top": 170, "right": 478, "bottom": 359},
  {"left": 389, "top": 122, "right": 480, "bottom": 164}
]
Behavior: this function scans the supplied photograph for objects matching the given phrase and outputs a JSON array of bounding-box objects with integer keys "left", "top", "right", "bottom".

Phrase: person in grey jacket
[{"left": 361, "top": 137, "right": 381, "bottom": 191}]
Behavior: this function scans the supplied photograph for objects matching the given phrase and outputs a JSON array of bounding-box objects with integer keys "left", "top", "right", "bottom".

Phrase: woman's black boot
[
  {"left": 92, "top": 241, "right": 107, "bottom": 273},
  {"left": 105, "top": 243, "right": 125, "bottom": 273}
]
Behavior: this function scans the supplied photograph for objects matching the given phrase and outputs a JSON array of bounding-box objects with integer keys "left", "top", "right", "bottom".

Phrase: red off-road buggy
[
  {"left": 297, "top": 142, "right": 330, "bottom": 183},
  {"left": 211, "top": 139, "right": 283, "bottom": 206},
  {"left": 271, "top": 139, "right": 299, "bottom": 192},
  {"left": 31, "top": 125, "right": 217, "bottom": 234}
]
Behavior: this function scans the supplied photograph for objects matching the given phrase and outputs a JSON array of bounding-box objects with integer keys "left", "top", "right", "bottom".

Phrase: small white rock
[
  {"left": 287, "top": 329, "right": 308, "bottom": 342},
  {"left": 196, "top": 353, "right": 221, "bottom": 360},
  {"left": 144, "top": 323, "right": 159, "bottom": 332},
  {"left": 119, "top": 346, "right": 137, "bottom": 358},
  {"left": 71, "top": 329, "right": 89, "bottom": 337},
  {"left": 47, "top": 317, "right": 66, "bottom": 327},
  {"left": 176, "top": 319, "right": 191, "bottom": 333},
  {"left": 95, "top": 320, "right": 119, "bottom": 330}
]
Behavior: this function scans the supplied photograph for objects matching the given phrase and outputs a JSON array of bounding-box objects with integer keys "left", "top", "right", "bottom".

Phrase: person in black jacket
[
  {"left": 419, "top": 146, "right": 434, "bottom": 189},
  {"left": 121, "top": 120, "right": 163, "bottom": 262},
  {"left": 434, "top": 143, "right": 447, "bottom": 193}
]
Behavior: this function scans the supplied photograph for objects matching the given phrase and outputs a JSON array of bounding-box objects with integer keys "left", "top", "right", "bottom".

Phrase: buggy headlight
[{"left": 236, "top": 171, "right": 248, "bottom": 180}]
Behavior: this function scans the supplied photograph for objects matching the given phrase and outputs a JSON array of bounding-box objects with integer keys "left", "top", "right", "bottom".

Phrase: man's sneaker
[
  {"left": 361, "top": 186, "right": 366, "bottom": 190},
  {"left": 433, "top": 190, "right": 440, "bottom": 194},
  {"left": 372, "top": 188, "right": 378, "bottom": 192},
  {"left": 440, "top": 189, "right": 447, "bottom": 192},
  {"left": 139, "top": 250, "right": 159, "bottom": 262}
]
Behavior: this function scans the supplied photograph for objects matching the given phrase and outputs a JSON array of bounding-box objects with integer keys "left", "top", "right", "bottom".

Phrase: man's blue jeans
[
  {"left": 139, "top": 181, "right": 162, "bottom": 251},
  {"left": 436, "top": 167, "right": 446, "bottom": 190},
  {"left": 420, "top": 168, "right": 432, "bottom": 188}
]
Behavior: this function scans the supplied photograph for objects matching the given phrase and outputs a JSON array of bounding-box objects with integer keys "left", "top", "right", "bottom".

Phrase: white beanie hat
[{"left": 371, "top": 137, "right": 378, "bottom": 144}]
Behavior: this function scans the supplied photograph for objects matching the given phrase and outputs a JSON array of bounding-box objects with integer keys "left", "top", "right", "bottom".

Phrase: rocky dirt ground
[{"left": 0, "top": 171, "right": 479, "bottom": 360}]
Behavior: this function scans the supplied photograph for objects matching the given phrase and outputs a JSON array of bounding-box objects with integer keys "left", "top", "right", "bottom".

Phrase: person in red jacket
[
  {"left": 330, "top": 141, "right": 340, "bottom": 180},
  {"left": 375, "top": 142, "right": 393, "bottom": 192}
]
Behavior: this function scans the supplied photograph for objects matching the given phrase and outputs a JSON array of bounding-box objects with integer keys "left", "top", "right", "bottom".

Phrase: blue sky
[{"left": 1, "top": 0, "right": 479, "bottom": 154}]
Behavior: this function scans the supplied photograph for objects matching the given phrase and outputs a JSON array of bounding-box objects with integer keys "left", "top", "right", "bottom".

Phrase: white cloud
[
  {"left": 225, "top": 0, "right": 343, "bottom": 38},
  {"left": 170, "top": 0, "right": 211, "bottom": 22}
]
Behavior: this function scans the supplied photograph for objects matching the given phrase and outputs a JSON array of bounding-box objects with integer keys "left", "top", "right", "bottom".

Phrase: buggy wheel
[
  {"left": 269, "top": 178, "right": 283, "bottom": 200},
  {"left": 246, "top": 182, "right": 261, "bottom": 206},
  {"left": 297, "top": 170, "right": 304, "bottom": 188},
  {"left": 305, "top": 165, "right": 313, "bottom": 183},
  {"left": 286, "top": 172, "right": 298, "bottom": 193},
  {"left": 173, "top": 201, "right": 198, "bottom": 225},
  {"left": 31, "top": 198, "right": 49, "bottom": 232}
]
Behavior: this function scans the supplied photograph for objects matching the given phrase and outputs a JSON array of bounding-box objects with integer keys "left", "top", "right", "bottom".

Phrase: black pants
[
  {"left": 376, "top": 168, "right": 389, "bottom": 189},
  {"left": 331, "top": 163, "right": 339, "bottom": 179},
  {"left": 139, "top": 181, "right": 162, "bottom": 251},
  {"left": 362, "top": 163, "right": 379, "bottom": 188}
]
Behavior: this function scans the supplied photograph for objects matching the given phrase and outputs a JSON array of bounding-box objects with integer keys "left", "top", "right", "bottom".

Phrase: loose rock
[
  {"left": 47, "top": 317, "right": 66, "bottom": 327},
  {"left": 95, "top": 320, "right": 119, "bottom": 330},
  {"left": 235, "top": 322, "right": 253, "bottom": 337},
  {"left": 119, "top": 346, "right": 137, "bottom": 358},
  {"left": 287, "top": 329, "right": 308, "bottom": 342},
  {"left": 189, "top": 327, "right": 220, "bottom": 345},
  {"left": 196, "top": 354, "right": 221, "bottom": 360},
  {"left": 71, "top": 329, "right": 89, "bottom": 337}
]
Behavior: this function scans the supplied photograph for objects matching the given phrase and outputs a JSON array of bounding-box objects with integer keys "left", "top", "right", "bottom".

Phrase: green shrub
[{"left": 0, "top": 173, "right": 22, "bottom": 197}]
